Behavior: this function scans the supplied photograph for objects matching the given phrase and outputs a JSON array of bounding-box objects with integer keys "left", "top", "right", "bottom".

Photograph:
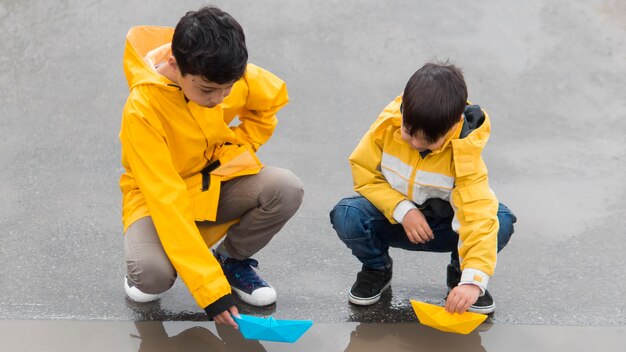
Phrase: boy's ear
[{"left": 168, "top": 56, "right": 179, "bottom": 72}]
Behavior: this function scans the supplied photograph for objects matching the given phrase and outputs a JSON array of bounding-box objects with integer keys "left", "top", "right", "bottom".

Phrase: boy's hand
[
  {"left": 213, "top": 305, "right": 240, "bottom": 329},
  {"left": 402, "top": 209, "right": 434, "bottom": 244},
  {"left": 445, "top": 284, "right": 481, "bottom": 314}
]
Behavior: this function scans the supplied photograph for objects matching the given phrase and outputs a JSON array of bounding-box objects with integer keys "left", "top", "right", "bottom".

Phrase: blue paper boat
[{"left": 233, "top": 314, "right": 313, "bottom": 343}]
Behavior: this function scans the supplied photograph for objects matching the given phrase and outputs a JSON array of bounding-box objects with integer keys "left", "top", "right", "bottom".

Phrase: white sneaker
[
  {"left": 232, "top": 285, "right": 277, "bottom": 307},
  {"left": 124, "top": 276, "right": 160, "bottom": 303},
  {"left": 214, "top": 251, "right": 277, "bottom": 306}
]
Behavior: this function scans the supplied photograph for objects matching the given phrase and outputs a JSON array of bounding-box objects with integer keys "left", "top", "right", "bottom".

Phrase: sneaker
[
  {"left": 214, "top": 250, "right": 277, "bottom": 306},
  {"left": 469, "top": 290, "right": 495, "bottom": 314},
  {"left": 348, "top": 263, "right": 392, "bottom": 306},
  {"left": 124, "top": 276, "right": 160, "bottom": 303},
  {"left": 446, "top": 264, "right": 496, "bottom": 314}
]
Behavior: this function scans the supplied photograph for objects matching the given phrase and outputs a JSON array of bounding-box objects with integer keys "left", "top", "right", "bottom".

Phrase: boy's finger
[
  {"left": 446, "top": 291, "right": 462, "bottom": 313},
  {"left": 417, "top": 230, "right": 428, "bottom": 243},
  {"left": 421, "top": 222, "right": 434, "bottom": 239},
  {"left": 226, "top": 315, "right": 238, "bottom": 329},
  {"left": 407, "top": 230, "right": 421, "bottom": 244},
  {"left": 445, "top": 300, "right": 454, "bottom": 313},
  {"left": 460, "top": 301, "right": 470, "bottom": 314},
  {"left": 218, "top": 312, "right": 238, "bottom": 329},
  {"left": 215, "top": 311, "right": 239, "bottom": 329},
  {"left": 407, "top": 230, "right": 416, "bottom": 243},
  {"left": 445, "top": 293, "right": 455, "bottom": 312},
  {"left": 229, "top": 305, "right": 240, "bottom": 318},
  {"left": 418, "top": 227, "right": 431, "bottom": 242},
  {"left": 459, "top": 300, "right": 470, "bottom": 314},
  {"left": 452, "top": 297, "right": 465, "bottom": 313},
  {"left": 457, "top": 298, "right": 467, "bottom": 313}
]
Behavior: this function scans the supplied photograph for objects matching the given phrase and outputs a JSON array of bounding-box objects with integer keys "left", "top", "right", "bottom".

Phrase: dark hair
[
  {"left": 172, "top": 6, "right": 248, "bottom": 84},
  {"left": 401, "top": 62, "right": 467, "bottom": 143}
]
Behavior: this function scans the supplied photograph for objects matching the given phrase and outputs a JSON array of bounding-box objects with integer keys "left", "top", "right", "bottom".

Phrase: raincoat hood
[
  {"left": 451, "top": 104, "right": 491, "bottom": 178},
  {"left": 123, "top": 26, "right": 176, "bottom": 90}
]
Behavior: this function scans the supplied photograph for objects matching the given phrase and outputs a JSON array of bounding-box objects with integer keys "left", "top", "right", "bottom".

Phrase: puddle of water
[{"left": 0, "top": 320, "right": 624, "bottom": 352}]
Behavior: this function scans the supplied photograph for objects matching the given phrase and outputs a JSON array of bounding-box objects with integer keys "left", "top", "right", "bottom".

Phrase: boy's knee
[
  {"left": 496, "top": 203, "right": 517, "bottom": 251},
  {"left": 261, "top": 167, "right": 304, "bottom": 210},
  {"left": 126, "top": 258, "right": 177, "bottom": 294},
  {"left": 279, "top": 170, "right": 304, "bottom": 207},
  {"left": 330, "top": 198, "right": 370, "bottom": 242}
]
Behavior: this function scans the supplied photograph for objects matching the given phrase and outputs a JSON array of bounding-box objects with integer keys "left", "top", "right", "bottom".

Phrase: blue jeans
[{"left": 329, "top": 196, "right": 517, "bottom": 270}]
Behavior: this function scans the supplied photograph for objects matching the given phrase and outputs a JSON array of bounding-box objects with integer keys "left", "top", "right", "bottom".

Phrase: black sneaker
[
  {"left": 446, "top": 264, "right": 495, "bottom": 314},
  {"left": 348, "top": 262, "right": 392, "bottom": 306},
  {"left": 213, "top": 250, "right": 277, "bottom": 306},
  {"left": 469, "top": 290, "right": 495, "bottom": 314}
]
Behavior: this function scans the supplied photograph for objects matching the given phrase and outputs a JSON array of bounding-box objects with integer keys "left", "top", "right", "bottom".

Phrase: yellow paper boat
[{"left": 410, "top": 300, "right": 487, "bottom": 335}]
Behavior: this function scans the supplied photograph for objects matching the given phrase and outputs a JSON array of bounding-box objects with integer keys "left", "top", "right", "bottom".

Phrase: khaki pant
[{"left": 124, "top": 166, "right": 304, "bottom": 294}]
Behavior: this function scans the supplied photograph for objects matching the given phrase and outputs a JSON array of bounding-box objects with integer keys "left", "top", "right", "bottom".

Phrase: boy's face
[
  {"left": 401, "top": 117, "right": 461, "bottom": 152},
  {"left": 178, "top": 73, "right": 235, "bottom": 108}
]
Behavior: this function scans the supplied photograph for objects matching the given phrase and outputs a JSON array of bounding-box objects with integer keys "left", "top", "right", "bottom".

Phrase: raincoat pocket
[
  {"left": 186, "top": 173, "right": 221, "bottom": 222},
  {"left": 211, "top": 144, "right": 263, "bottom": 181},
  {"left": 457, "top": 183, "right": 497, "bottom": 222},
  {"left": 187, "top": 144, "right": 262, "bottom": 222}
]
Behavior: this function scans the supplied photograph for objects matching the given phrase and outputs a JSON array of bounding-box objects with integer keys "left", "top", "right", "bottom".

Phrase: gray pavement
[{"left": 1, "top": 0, "right": 625, "bottom": 329}]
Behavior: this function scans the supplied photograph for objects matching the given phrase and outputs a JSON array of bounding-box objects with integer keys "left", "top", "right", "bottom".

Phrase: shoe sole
[
  {"left": 468, "top": 302, "right": 495, "bottom": 314},
  {"left": 124, "top": 277, "right": 160, "bottom": 303},
  {"left": 231, "top": 286, "right": 277, "bottom": 306},
  {"left": 348, "top": 281, "right": 391, "bottom": 306}
]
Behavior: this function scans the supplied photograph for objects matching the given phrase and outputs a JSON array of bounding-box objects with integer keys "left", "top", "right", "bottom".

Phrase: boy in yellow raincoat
[
  {"left": 119, "top": 6, "right": 303, "bottom": 328},
  {"left": 330, "top": 62, "right": 516, "bottom": 314}
]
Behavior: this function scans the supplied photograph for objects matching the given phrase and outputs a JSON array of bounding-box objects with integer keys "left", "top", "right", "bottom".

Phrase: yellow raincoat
[
  {"left": 119, "top": 26, "right": 288, "bottom": 309},
  {"left": 350, "top": 96, "right": 499, "bottom": 291}
]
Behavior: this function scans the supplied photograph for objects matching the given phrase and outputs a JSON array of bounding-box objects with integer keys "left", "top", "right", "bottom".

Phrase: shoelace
[{"left": 228, "top": 258, "right": 267, "bottom": 289}]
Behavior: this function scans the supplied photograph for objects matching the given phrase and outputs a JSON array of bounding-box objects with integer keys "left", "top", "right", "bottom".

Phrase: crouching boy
[
  {"left": 330, "top": 62, "right": 516, "bottom": 314},
  {"left": 120, "top": 6, "right": 303, "bottom": 328}
]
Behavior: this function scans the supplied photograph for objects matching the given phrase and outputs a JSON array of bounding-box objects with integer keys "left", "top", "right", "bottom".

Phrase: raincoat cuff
[
  {"left": 204, "top": 293, "right": 236, "bottom": 319},
  {"left": 393, "top": 200, "right": 417, "bottom": 223},
  {"left": 459, "top": 268, "right": 489, "bottom": 295}
]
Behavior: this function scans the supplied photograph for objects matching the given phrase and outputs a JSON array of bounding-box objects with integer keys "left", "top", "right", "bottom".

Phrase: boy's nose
[
  {"left": 209, "top": 92, "right": 226, "bottom": 105},
  {"left": 210, "top": 97, "right": 224, "bottom": 105}
]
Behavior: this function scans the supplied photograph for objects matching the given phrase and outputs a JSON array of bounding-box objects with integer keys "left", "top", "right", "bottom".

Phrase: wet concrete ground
[
  {"left": 1, "top": 321, "right": 625, "bottom": 352},
  {"left": 1, "top": 0, "right": 625, "bottom": 350}
]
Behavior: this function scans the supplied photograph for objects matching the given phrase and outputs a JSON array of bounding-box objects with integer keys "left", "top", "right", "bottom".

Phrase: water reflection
[
  {"left": 125, "top": 289, "right": 490, "bottom": 351},
  {"left": 344, "top": 323, "right": 487, "bottom": 352},
  {"left": 125, "top": 295, "right": 280, "bottom": 351},
  {"left": 132, "top": 321, "right": 266, "bottom": 352},
  {"left": 131, "top": 321, "right": 487, "bottom": 352}
]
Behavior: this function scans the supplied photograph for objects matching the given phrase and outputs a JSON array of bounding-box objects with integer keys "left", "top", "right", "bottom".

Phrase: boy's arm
[
  {"left": 450, "top": 156, "right": 499, "bottom": 293},
  {"left": 230, "top": 64, "right": 289, "bottom": 151},
  {"left": 349, "top": 125, "right": 409, "bottom": 223},
  {"left": 121, "top": 97, "right": 234, "bottom": 315}
]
